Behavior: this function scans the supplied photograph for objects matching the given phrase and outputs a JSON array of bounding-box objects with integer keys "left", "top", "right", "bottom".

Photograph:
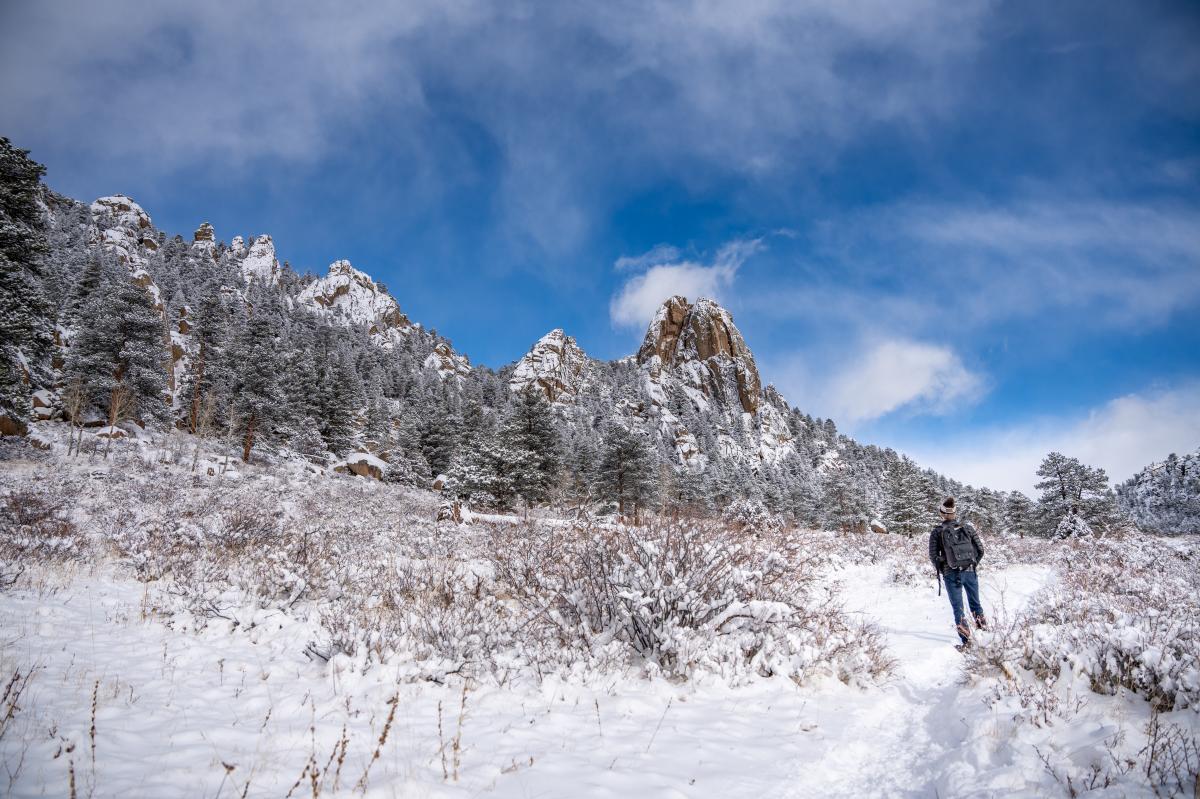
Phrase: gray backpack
[{"left": 940, "top": 523, "right": 978, "bottom": 569}]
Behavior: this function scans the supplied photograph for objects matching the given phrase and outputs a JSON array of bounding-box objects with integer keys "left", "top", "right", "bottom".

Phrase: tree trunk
[
  {"left": 241, "top": 412, "right": 257, "bottom": 462},
  {"left": 188, "top": 349, "right": 206, "bottom": 434}
]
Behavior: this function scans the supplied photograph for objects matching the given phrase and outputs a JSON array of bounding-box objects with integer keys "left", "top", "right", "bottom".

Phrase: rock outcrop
[
  {"left": 239, "top": 234, "right": 280, "bottom": 285},
  {"left": 636, "top": 296, "right": 793, "bottom": 467},
  {"left": 423, "top": 341, "right": 472, "bottom": 382},
  {"left": 90, "top": 195, "right": 156, "bottom": 268},
  {"left": 509, "top": 329, "right": 593, "bottom": 404},
  {"left": 297, "top": 260, "right": 415, "bottom": 349},
  {"left": 637, "top": 296, "right": 762, "bottom": 414},
  {"left": 89, "top": 195, "right": 164, "bottom": 312}
]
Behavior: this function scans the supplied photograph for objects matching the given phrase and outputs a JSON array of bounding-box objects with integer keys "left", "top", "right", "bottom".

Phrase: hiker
[{"left": 928, "top": 497, "right": 986, "bottom": 649}]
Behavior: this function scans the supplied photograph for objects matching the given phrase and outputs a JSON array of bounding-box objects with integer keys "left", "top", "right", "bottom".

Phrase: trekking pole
[{"left": 935, "top": 568, "right": 941, "bottom": 596}]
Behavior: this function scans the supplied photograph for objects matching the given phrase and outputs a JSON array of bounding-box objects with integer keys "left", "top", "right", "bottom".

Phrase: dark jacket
[{"left": 928, "top": 519, "right": 984, "bottom": 571}]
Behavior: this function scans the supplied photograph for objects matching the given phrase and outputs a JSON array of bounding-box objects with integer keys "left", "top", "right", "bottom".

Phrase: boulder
[
  {"left": 0, "top": 414, "right": 27, "bottom": 437},
  {"left": 333, "top": 452, "right": 386, "bottom": 480},
  {"left": 870, "top": 519, "right": 888, "bottom": 535}
]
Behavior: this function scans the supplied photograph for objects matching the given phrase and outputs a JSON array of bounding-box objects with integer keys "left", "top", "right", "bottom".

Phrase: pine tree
[
  {"left": 1004, "top": 491, "right": 1035, "bottom": 538},
  {"left": 564, "top": 431, "right": 599, "bottom": 511},
  {"left": 597, "top": 423, "right": 658, "bottom": 521},
  {"left": 1034, "top": 452, "right": 1128, "bottom": 536},
  {"left": 884, "top": 456, "right": 927, "bottom": 537},
  {"left": 64, "top": 255, "right": 168, "bottom": 431},
  {"left": 499, "top": 386, "right": 562, "bottom": 507},
  {"left": 821, "top": 466, "right": 868, "bottom": 533},
  {"left": 112, "top": 277, "right": 169, "bottom": 426},
  {"left": 318, "top": 353, "right": 361, "bottom": 456},
  {"left": 0, "top": 138, "right": 53, "bottom": 429},
  {"left": 181, "top": 284, "right": 231, "bottom": 434},
  {"left": 228, "top": 314, "right": 281, "bottom": 461},
  {"left": 419, "top": 397, "right": 460, "bottom": 477},
  {"left": 447, "top": 429, "right": 521, "bottom": 510}
]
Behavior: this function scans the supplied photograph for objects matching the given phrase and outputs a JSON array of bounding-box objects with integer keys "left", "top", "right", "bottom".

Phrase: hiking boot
[
  {"left": 955, "top": 622, "right": 972, "bottom": 644},
  {"left": 974, "top": 614, "right": 988, "bottom": 631},
  {"left": 955, "top": 642, "right": 971, "bottom": 653}
]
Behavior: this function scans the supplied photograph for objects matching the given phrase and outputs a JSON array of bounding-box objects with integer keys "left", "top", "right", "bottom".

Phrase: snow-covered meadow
[{"left": 1, "top": 437, "right": 1198, "bottom": 797}]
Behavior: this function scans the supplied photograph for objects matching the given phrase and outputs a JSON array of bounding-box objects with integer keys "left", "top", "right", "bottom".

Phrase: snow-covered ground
[
  {"left": 5, "top": 555, "right": 1157, "bottom": 798},
  {"left": 1, "top": 446, "right": 1197, "bottom": 797}
]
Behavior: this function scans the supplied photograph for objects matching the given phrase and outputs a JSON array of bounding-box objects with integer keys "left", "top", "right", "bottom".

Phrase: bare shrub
[
  {"left": 491, "top": 521, "right": 893, "bottom": 684},
  {"left": 1141, "top": 708, "right": 1200, "bottom": 797},
  {"left": 0, "top": 485, "right": 86, "bottom": 564}
]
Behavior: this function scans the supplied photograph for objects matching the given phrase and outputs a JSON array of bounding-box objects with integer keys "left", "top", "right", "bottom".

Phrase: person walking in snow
[{"left": 929, "top": 497, "right": 987, "bottom": 649}]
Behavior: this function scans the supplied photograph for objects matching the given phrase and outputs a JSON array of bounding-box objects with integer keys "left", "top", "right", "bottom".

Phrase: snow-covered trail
[{"left": 782, "top": 563, "right": 1052, "bottom": 798}]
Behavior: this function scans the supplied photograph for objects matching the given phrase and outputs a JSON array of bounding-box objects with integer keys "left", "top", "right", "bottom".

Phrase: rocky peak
[
  {"left": 91, "top": 195, "right": 152, "bottom": 231},
  {"left": 297, "top": 259, "right": 414, "bottom": 348},
  {"left": 240, "top": 234, "right": 279, "bottom": 285},
  {"left": 637, "top": 296, "right": 763, "bottom": 414},
  {"left": 90, "top": 195, "right": 157, "bottom": 267},
  {"left": 510, "top": 328, "right": 592, "bottom": 404},
  {"left": 193, "top": 222, "right": 215, "bottom": 243}
]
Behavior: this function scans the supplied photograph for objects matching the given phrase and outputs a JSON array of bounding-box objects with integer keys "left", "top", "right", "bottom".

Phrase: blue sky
[{"left": 2, "top": 1, "right": 1198, "bottom": 492}]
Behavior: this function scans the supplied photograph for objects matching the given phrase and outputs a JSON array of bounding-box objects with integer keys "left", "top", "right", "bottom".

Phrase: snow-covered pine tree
[
  {"left": 447, "top": 429, "right": 521, "bottom": 510},
  {"left": 500, "top": 386, "right": 562, "bottom": 507},
  {"left": 419, "top": 394, "right": 461, "bottom": 478},
  {"left": 180, "top": 283, "right": 231, "bottom": 433},
  {"left": 64, "top": 254, "right": 168, "bottom": 432},
  {"left": 111, "top": 274, "right": 170, "bottom": 427},
  {"left": 597, "top": 423, "right": 659, "bottom": 520},
  {"left": 822, "top": 465, "right": 868, "bottom": 533},
  {"left": 884, "top": 456, "right": 927, "bottom": 537},
  {"left": 318, "top": 351, "right": 362, "bottom": 456},
  {"left": 1034, "top": 452, "right": 1129, "bottom": 536},
  {"left": 563, "top": 428, "right": 599, "bottom": 510},
  {"left": 1003, "top": 491, "right": 1035, "bottom": 538},
  {"left": 228, "top": 313, "right": 281, "bottom": 461},
  {"left": 0, "top": 138, "right": 53, "bottom": 431}
]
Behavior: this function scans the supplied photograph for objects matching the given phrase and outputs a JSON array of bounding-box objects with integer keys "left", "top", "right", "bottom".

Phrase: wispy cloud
[
  {"left": 767, "top": 338, "right": 985, "bottom": 426},
  {"left": 609, "top": 238, "right": 763, "bottom": 328},
  {"left": 826, "top": 339, "right": 985, "bottom": 423},
  {"left": 901, "top": 382, "right": 1200, "bottom": 495},
  {"left": 0, "top": 1, "right": 996, "bottom": 253},
  {"left": 745, "top": 196, "right": 1200, "bottom": 336},
  {"left": 614, "top": 244, "right": 681, "bottom": 272}
]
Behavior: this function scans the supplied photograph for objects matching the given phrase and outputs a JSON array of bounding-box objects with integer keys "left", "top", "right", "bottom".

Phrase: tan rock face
[
  {"left": 194, "top": 222, "right": 215, "bottom": 242},
  {"left": 637, "top": 296, "right": 690, "bottom": 365},
  {"left": 637, "top": 296, "right": 763, "bottom": 414}
]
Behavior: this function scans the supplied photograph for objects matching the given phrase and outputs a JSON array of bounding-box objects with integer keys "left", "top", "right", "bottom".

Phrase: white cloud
[
  {"left": 824, "top": 339, "right": 984, "bottom": 423},
  {"left": 614, "top": 244, "right": 681, "bottom": 272},
  {"left": 744, "top": 196, "right": 1200, "bottom": 336},
  {"left": 0, "top": 1, "right": 995, "bottom": 252},
  {"left": 609, "top": 239, "right": 763, "bottom": 328},
  {"left": 902, "top": 383, "right": 1200, "bottom": 495}
]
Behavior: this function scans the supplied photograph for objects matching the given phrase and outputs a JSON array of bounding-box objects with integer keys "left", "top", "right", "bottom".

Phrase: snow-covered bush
[
  {"left": 721, "top": 498, "right": 782, "bottom": 537},
  {"left": 491, "top": 522, "right": 892, "bottom": 684},
  {"left": 0, "top": 483, "right": 85, "bottom": 565},
  {"left": 972, "top": 536, "right": 1200, "bottom": 711},
  {"left": 1055, "top": 512, "right": 1094, "bottom": 539}
]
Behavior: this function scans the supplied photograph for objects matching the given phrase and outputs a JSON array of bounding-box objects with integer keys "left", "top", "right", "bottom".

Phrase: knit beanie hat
[{"left": 940, "top": 497, "right": 956, "bottom": 514}]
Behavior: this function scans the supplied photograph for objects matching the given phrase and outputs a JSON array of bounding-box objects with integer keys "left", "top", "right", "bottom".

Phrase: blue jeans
[{"left": 943, "top": 568, "right": 984, "bottom": 643}]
